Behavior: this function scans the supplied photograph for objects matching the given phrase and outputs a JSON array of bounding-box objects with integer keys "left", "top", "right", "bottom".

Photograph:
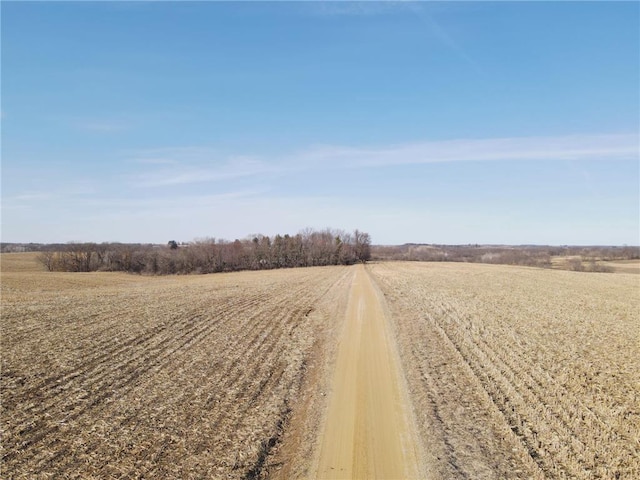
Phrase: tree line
[
  {"left": 371, "top": 243, "right": 639, "bottom": 270},
  {"left": 37, "top": 228, "right": 371, "bottom": 274}
]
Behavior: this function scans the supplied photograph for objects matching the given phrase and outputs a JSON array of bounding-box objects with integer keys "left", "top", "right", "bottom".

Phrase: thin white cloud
[
  {"left": 403, "top": 2, "right": 481, "bottom": 72},
  {"left": 79, "top": 122, "right": 126, "bottom": 133},
  {"left": 11, "top": 192, "right": 53, "bottom": 202},
  {"left": 301, "top": 2, "right": 480, "bottom": 72},
  {"left": 301, "top": 1, "right": 404, "bottom": 17},
  {"left": 4, "top": 184, "right": 95, "bottom": 202},
  {"left": 125, "top": 133, "right": 638, "bottom": 188},
  {"left": 68, "top": 116, "right": 131, "bottom": 133},
  {"left": 294, "top": 133, "right": 639, "bottom": 169},
  {"left": 133, "top": 158, "right": 179, "bottom": 166},
  {"left": 130, "top": 154, "right": 273, "bottom": 187},
  {"left": 82, "top": 190, "right": 263, "bottom": 211}
]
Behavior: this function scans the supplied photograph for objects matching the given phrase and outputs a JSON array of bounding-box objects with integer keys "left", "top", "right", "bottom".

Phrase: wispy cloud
[
  {"left": 82, "top": 190, "right": 263, "bottom": 212},
  {"left": 10, "top": 192, "right": 53, "bottom": 202},
  {"left": 128, "top": 148, "right": 274, "bottom": 187},
  {"left": 303, "top": 2, "right": 480, "bottom": 72},
  {"left": 73, "top": 118, "right": 130, "bottom": 133},
  {"left": 302, "top": 1, "right": 404, "bottom": 17},
  {"left": 3, "top": 193, "right": 50, "bottom": 211},
  {"left": 295, "top": 133, "right": 639, "bottom": 169},
  {"left": 124, "top": 133, "right": 638, "bottom": 188},
  {"left": 5, "top": 133, "right": 637, "bottom": 243},
  {"left": 2, "top": 184, "right": 97, "bottom": 211},
  {"left": 83, "top": 122, "right": 126, "bottom": 133}
]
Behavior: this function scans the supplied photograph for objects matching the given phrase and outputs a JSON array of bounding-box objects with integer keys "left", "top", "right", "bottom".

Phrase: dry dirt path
[{"left": 312, "top": 264, "right": 424, "bottom": 479}]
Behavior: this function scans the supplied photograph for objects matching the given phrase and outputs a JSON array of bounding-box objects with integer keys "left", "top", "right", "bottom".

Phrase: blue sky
[{"left": 2, "top": 1, "right": 639, "bottom": 245}]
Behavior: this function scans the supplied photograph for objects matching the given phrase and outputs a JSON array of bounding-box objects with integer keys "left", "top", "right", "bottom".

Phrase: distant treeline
[
  {"left": 31, "top": 229, "right": 371, "bottom": 274},
  {"left": 3, "top": 238, "right": 637, "bottom": 274},
  {"left": 372, "top": 244, "right": 640, "bottom": 270}
]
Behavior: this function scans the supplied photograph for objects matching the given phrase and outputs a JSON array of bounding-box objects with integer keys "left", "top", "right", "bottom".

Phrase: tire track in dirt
[{"left": 312, "top": 265, "right": 424, "bottom": 479}]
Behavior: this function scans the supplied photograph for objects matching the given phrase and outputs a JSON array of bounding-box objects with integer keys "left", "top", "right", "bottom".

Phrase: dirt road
[{"left": 313, "top": 265, "right": 424, "bottom": 479}]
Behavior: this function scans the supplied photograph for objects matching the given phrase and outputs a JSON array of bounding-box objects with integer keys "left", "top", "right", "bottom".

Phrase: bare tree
[
  {"left": 354, "top": 230, "right": 371, "bottom": 263},
  {"left": 36, "top": 228, "right": 373, "bottom": 274}
]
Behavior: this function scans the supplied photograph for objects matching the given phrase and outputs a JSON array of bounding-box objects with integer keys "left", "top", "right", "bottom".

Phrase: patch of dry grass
[
  {"left": 551, "top": 255, "right": 640, "bottom": 274},
  {"left": 1, "top": 252, "right": 47, "bottom": 273},
  {"left": 600, "top": 259, "right": 640, "bottom": 274}
]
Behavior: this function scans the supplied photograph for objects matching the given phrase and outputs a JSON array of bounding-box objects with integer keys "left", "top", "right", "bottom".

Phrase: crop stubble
[
  {"left": 1, "top": 254, "right": 351, "bottom": 479},
  {"left": 367, "top": 261, "right": 640, "bottom": 479},
  {"left": 3, "top": 254, "right": 639, "bottom": 479}
]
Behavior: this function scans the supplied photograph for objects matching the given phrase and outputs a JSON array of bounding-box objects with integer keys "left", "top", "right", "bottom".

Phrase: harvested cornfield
[
  {"left": 1, "top": 253, "right": 351, "bottom": 479},
  {"left": 3, "top": 253, "right": 639, "bottom": 479},
  {"left": 368, "top": 261, "right": 640, "bottom": 479}
]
